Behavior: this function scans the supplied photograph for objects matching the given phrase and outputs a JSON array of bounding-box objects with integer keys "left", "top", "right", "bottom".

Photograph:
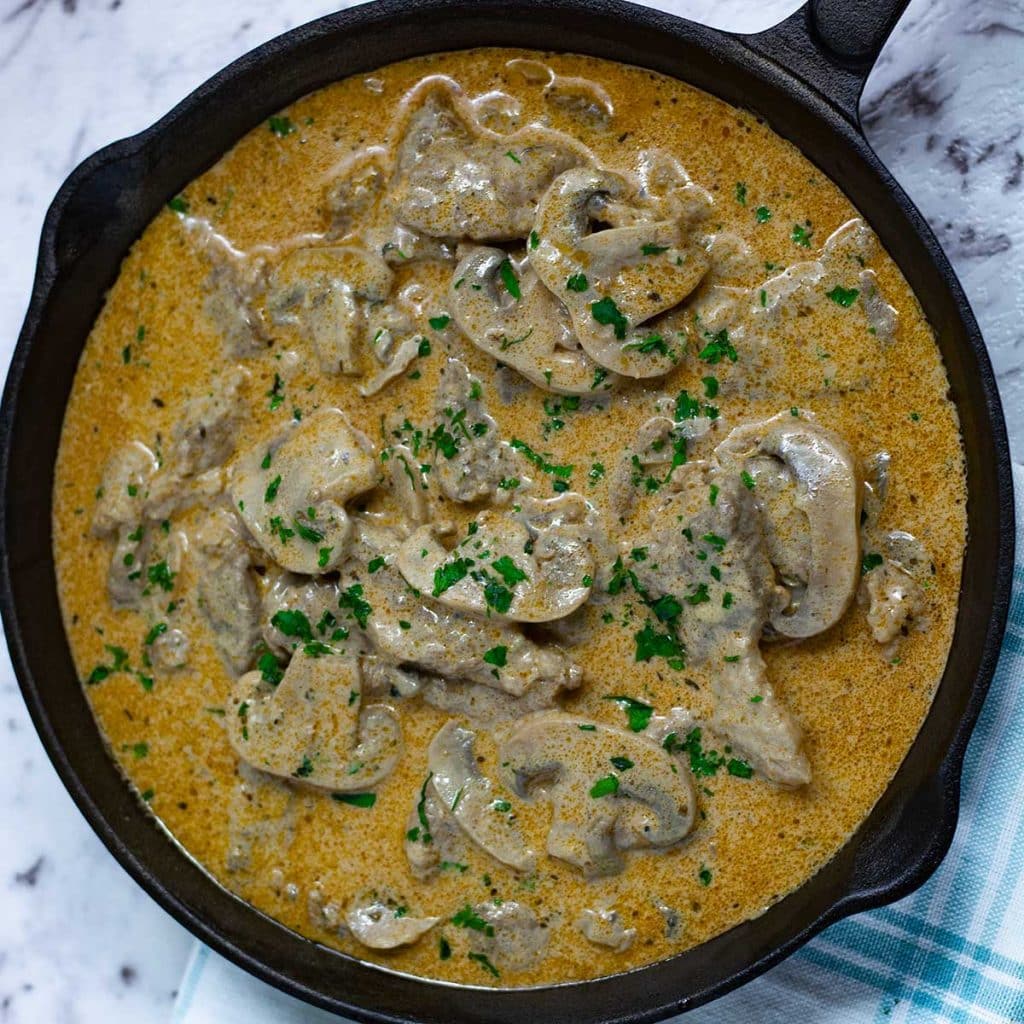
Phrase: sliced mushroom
[
  {"left": 226, "top": 650, "right": 401, "bottom": 792},
  {"left": 389, "top": 76, "right": 592, "bottom": 241},
  {"left": 576, "top": 907, "right": 635, "bottom": 952},
  {"left": 431, "top": 358, "right": 518, "bottom": 504},
  {"left": 346, "top": 895, "right": 440, "bottom": 950},
  {"left": 531, "top": 163, "right": 711, "bottom": 378},
  {"left": 350, "top": 523, "right": 583, "bottom": 699},
  {"left": 427, "top": 721, "right": 535, "bottom": 872},
  {"left": 403, "top": 776, "right": 469, "bottom": 881},
  {"left": 395, "top": 495, "right": 595, "bottom": 623},
  {"left": 449, "top": 247, "right": 620, "bottom": 395},
  {"left": 717, "top": 411, "right": 861, "bottom": 638},
  {"left": 500, "top": 712, "right": 696, "bottom": 877},
  {"left": 230, "top": 408, "right": 378, "bottom": 574}
]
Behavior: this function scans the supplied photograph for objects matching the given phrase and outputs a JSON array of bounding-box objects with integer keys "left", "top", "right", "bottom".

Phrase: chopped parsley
[
  {"left": 483, "top": 578, "right": 514, "bottom": 614},
  {"left": 143, "top": 622, "right": 167, "bottom": 646},
  {"left": 331, "top": 792, "right": 376, "bottom": 808},
  {"left": 826, "top": 285, "right": 860, "bottom": 307},
  {"left": 483, "top": 645, "right": 508, "bottom": 668},
  {"left": 740, "top": 470, "right": 756, "bottom": 490},
  {"left": 603, "top": 695, "right": 654, "bottom": 732},
  {"left": 590, "top": 775, "right": 620, "bottom": 798},
  {"left": 641, "top": 242, "right": 670, "bottom": 255},
  {"left": 791, "top": 223, "right": 813, "bottom": 247},
  {"left": 590, "top": 296, "right": 628, "bottom": 340},
  {"left": 735, "top": 181, "right": 747, "bottom": 205},
  {"left": 146, "top": 561, "right": 175, "bottom": 593},
  {"left": 338, "top": 584, "right": 372, "bottom": 628},
  {"left": 623, "top": 333, "right": 669, "bottom": 355},
  {"left": 428, "top": 314, "right": 450, "bottom": 330},
  {"left": 468, "top": 952, "right": 500, "bottom": 978},
  {"left": 451, "top": 904, "right": 495, "bottom": 936},
  {"left": 634, "top": 620, "right": 686, "bottom": 669},
  {"left": 267, "top": 373, "right": 285, "bottom": 411},
  {"left": 566, "top": 273, "right": 589, "bottom": 292},
  {"left": 407, "top": 773, "right": 434, "bottom": 845},
  {"left": 755, "top": 205, "right": 772, "bottom": 223},
  {"left": 268, "top": 516, "right": 295, "bottom": 544},
  {"left": 271, "top": 609, "right": 313, "bottom": 642},
  {"left": 264, "top": 475, "right": 282, "bottom": 502},
  {"left": 167, "top": 195, "right": 189, "bottom": 214},
  {"left": 499, "top": 259, "right": 521, "bottom": 300},
  {"left": 675, "top": 389, "right": 706, "bottom": 420},
  {"left": 609, "top": 756, "right": 634, "bottom": 771},
  {"left": 491, "top": 555, "right": 527, "bottom": 587},
  {"left": 509, "top": 438, "right": 572, "bottom": 480},
  {"left": 529, "top": 230, "right": 540, "bottom": 250},
  {"left": 698, "top": 329, "right": 738, "bottom": 364},
  {"left": 268, "top": 114, "right": 295, "bottom": 137},
  {"left": 433, "top": 557, "right": 471, "bottom": 597},
  {"left": 257, "top": 651, "right": 284, "bottom": 685},
  {"left": 861, "top": 552, "right": 884, "bottom": 575}
]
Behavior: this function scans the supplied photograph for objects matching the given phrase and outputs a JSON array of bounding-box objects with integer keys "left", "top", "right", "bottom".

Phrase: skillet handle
[{"left": 741, "top": 0, "right": 911, "bottom": 125}]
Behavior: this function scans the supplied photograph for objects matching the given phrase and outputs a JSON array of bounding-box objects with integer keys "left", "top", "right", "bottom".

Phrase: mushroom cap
[
  {"left": 225, "top": 651, "right": 402, "bottom": 792},
  {"left": 230, "top": 407, "right": 378, "bottom": 574},
  {"left": 449, "top": 247, "right": 621, "bottom": 396},
  {"left": 717, "top": 410, "right": 861, "bottom": 638},
  {"left": 395, "top": 498, "right": 595, "bottom": 623},
  {"left": 499, "top": 711, "right": 696, "bottom": 877},
  {"left": 346, "top": 896, "right": 440, "bottom": 950},
  {"left": 427, "top": 720, "right": 536, "bottom": 872},
  {"left": 531, "top": 164, "right": 711, "bottom": 378}
]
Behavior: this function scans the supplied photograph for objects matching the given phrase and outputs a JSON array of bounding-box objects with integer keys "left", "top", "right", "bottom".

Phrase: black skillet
[{"left": 0, "top": 0, "right": 1015, "bottom": 1020}]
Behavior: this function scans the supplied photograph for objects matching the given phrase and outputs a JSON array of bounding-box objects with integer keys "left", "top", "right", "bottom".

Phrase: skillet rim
[{"left": 0, "top": 0, "right": 1014, "bottom": 1020}]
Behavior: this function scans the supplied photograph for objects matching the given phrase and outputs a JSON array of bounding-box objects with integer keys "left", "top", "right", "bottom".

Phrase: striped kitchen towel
[{"left": 174, "top": 463, "right": 1024, "bottom": 1024}]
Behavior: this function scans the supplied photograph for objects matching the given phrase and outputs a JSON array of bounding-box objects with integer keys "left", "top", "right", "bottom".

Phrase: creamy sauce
[{"left": 52, "top": 49, "right": 966, "bottom": 987}]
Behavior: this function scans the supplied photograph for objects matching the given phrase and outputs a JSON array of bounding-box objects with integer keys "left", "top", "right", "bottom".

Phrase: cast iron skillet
[{"left": 0, "top": 0, "right": 1015, "bottom": 1020}]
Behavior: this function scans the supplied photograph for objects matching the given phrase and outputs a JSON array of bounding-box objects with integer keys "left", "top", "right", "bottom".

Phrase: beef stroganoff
[{"left": 53, "top": 49, "right": 966, "bottom": 986}]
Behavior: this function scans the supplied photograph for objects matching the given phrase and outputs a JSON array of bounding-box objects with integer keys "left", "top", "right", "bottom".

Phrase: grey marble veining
[{"left": 0, "top": 1, "right": 1020, "bottom": 1020}]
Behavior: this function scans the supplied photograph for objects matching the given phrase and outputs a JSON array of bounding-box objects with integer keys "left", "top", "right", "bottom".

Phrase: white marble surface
[{"left": 0, "top": 0, "right": 1021, "bottom": 1021}]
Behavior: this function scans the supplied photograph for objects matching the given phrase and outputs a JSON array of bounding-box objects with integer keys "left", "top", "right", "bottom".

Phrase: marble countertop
[{"left": 0, "top": 0, "right": 1021, "bottom": 1020}]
